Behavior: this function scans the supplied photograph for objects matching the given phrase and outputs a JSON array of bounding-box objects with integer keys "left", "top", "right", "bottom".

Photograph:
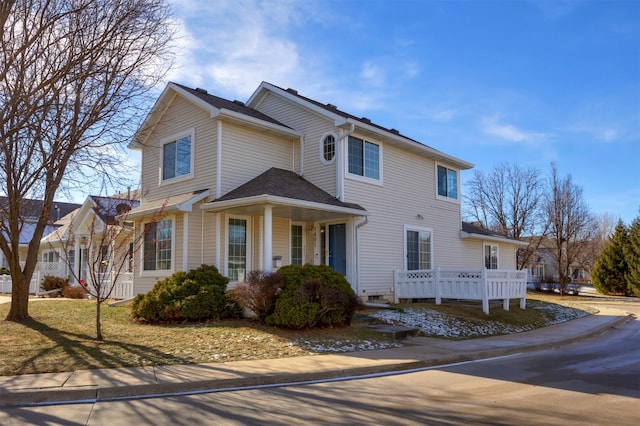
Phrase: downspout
[
  {"left": 355, "top": 215, "right": 369, "bottom": 300},
  {"left": 336, "top": 123, "right": 355, "bottom": 201},
  {"left": 216, "top": 120, "right": 222, "bottom": 198},
  {"left": 299, "top": 134, "right": 305, "bottom": 176}
]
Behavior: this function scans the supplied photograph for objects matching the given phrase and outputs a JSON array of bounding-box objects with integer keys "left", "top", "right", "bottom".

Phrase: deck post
[
  {"left": 435, "top": 268, "right": 441, "bottom": 305},
  {"left": 482, "top": 268, "right": 489, "bottom": 314}
]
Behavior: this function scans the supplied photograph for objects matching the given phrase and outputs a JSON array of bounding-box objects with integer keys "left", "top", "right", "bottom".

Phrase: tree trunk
[
  {"left": 96, "top": 300, "right": 103, "bottom": 341},
  {"left": 5, "top": 273, "right": 31, "bottom": 321}
]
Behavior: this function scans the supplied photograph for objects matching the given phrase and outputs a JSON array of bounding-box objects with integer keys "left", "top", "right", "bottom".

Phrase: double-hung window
[
  {"left": 348, "top": 136, "right": 380, "bottom": 181},
  {"left": 484, "top": 244, "right": 498, "bottom": 269},
  {"left": 290, "top": 224, "right": 303, "bottom": 265},
  {"left": 228, "top": 218, "right": 248, "bottom": 281},
  {"left": 405, "top": 226, "right": 433, "bottom": 270},
  {"left": 437, "top": 165, "right": 458, "bottom": 200},
  {"left": 143, "top": 219, "right": 172, "bottom": 272},
  {"left": 162, "top": 131, "right": 193, "bottom": 182}
]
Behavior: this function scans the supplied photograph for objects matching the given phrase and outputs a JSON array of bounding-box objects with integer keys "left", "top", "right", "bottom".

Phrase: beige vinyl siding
[
  {"left": 200, "top": 211, "right": 219, "bottom": 269},
  {"left": 219, "top": 121, "right": 295, "bottom": 195},
  {"left": 271, "top": 217, "right": 289, "bottom": 268},
  {"left": 253, "top": 93, "right": 337, "bottom": 196},
  {"left": 343, "top": 135, "right": 467, "bottom": 295},
  {"left": 140, "top": 96, "right": 217, "bottom": 203}
]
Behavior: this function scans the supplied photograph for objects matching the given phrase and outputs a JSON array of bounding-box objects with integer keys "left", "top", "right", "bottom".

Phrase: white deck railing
[{"left": 393, "top": 268, "right": 527, "bottom": 314}]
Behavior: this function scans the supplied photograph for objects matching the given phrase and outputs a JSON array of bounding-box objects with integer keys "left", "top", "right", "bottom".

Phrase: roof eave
[
  {"left": 460, "top": 231, "right": 529, "bottom": 246},
  {"left": 201, "top": 194, "right": 368, "bottom": 217},
  {"left": 212, "top": 108, "right": 302, "bottom": 137}
]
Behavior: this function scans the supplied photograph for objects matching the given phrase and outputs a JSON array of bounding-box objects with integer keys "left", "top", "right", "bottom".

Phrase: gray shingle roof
[
  {"left": 174, "top": 83, "right": 292, "bottom": 129},
  {"left": 215, "top": 168, "right": 365, "bottom": 211}
]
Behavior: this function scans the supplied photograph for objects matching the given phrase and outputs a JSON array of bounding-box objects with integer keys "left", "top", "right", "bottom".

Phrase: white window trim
[
  {"left": 159, "top": 128, "right": 195, "bottom": 186},
  {"left": 140, "top": 215, "right": 175, "bottom": 278},
  {"left": 345, "top": 136, "right": 383, "bottom": 186},
  {"left": 225, "top": 214, "right": 252, "bottom": 282},
  {"left": 289, "top": 221, "right": 305, "bottom": 265},
  {"left": 435, "top": 162, "right": 460, "bottom": 204},
  {"left": 484, "top": 242, "right": 499, "bottom": 269},
  {"left": 403, "top": 225, "right": 434, "bottom": 271},
  {"left": 319, "top": 131, "right": 337, "bottom": 165}
]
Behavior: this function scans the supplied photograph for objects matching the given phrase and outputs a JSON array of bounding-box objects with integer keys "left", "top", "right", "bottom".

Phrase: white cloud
[{"left": 482, "top": 116, "right": 549, "bottom": 145}]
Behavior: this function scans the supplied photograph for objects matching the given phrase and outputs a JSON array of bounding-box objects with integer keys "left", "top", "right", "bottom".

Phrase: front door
[{"left": 328, "top": 223, "right": 346, "bottom": 275}]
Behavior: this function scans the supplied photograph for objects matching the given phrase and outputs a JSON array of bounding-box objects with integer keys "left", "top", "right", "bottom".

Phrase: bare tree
[
  {"left": 464, "top": 162, "right": 547, "bottom": 268},
  {"left": 50, "top": 195, "right": 165, "bottom": 340},
  {"left": 0, "top": 0, "right": 174, "bottom": 320},
  {"left": 543, "top": 163, "right": 594, "bottom": 295}
]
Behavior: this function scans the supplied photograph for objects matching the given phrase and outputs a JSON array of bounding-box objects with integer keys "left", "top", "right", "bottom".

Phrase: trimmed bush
[
  {"left": 0, "top": 267, "right": 9, "bottom": 275},
  {"left": 41, "top": 275, "right": 69, "bottom": 292},
  {"left": 62, "top": 285, "right": 86, "bottom": 299},
  {"left": 131, "top": 264, "right": 241, "bottom": 322},
  {"left": 226, "top": 270, "right": 284, "bottom": 323},
  {"left": 266, "top": 264, "right": 358, "bottom": 329}
]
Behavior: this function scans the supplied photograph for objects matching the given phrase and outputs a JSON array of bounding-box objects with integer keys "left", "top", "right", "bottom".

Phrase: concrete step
[{"left": 363, "top": 324, "right": 421, "bottom": 340}]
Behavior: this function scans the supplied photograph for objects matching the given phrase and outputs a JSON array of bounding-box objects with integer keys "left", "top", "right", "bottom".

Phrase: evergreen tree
[
  {"left": 591, "top": 220, "right": 629, "bottom": 295},
  {"left": 625, "top": 216, "right": 640, "bottom": 296}
]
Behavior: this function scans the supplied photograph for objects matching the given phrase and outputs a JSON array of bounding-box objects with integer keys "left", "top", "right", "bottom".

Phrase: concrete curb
[{"left": 1, "top": 311, "right": 631, "bottom": 407}]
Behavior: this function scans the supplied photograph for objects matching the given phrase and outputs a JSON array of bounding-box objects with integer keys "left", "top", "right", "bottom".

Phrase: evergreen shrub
[
  {"left": 266, "top": 264, "right": 358, "bottom": 329},
  {"left": 131, "top": 264, "right": 241, "bottom": 322}
]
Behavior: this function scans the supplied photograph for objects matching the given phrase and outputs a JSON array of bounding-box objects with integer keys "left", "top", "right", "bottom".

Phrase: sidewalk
[{"left": 0, "top": 305, "right": 631, "bottom": 407}]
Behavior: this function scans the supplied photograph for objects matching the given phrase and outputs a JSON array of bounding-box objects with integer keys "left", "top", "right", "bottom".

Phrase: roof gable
[
  {"left": 216, "top": 168, "right": 365, "bottom": 211},
  {"left": 247, "top": 82, "right": 474, "bottom": 170},
  {"left": 131, "top": 82, "right": 299, "bottom": 150}
]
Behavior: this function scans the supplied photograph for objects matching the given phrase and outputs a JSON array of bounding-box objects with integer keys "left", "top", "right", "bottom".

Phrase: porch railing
[{"left": 393, "top": 268, "right": 527, "bottom": 314}]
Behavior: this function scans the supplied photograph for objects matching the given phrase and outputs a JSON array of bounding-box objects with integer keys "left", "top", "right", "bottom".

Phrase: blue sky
[{"left": 121, "top": 0, "right": 639, "bottom": 224}]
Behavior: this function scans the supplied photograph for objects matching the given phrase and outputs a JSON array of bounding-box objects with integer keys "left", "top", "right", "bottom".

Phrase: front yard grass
[{"left": 0, "top": 292, "right": 595, "bottom": 376}]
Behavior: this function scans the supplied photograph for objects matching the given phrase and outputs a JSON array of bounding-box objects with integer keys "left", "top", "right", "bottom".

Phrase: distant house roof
[
  {"left": 0, "top": 196, "right": 81, "bottom": 222},
  {"left": 89, "top": 196, "right": 140, "bottom": 225},
  {"left": 460, "top": 221, "right": 528, "bottom": 246},
  {"left": 215, "top": 168, "right": 365, "bottom": 212}
]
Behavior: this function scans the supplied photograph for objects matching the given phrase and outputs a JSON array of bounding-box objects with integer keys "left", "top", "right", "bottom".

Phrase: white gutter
[
  {"left": 200, "top": 194, "right": 368, "bottom": 217},
  {"left": 299, "top": 134, "right": 305, "bottom": 176},
  {"left": 459, "top": 230, "right": 529, "bottom": 246},
  {"left": 211, "top": 108, "right": 301, "bottom": 138}
]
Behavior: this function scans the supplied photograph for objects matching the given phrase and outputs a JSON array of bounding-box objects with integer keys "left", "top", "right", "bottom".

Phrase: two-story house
[{"left": 127, "top": 82, "right": 525, "bottom": 303}]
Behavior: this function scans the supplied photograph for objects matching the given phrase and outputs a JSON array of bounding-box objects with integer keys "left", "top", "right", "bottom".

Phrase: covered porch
[{"left": 201, "top": 168, "right": 368, "bottom": 287}]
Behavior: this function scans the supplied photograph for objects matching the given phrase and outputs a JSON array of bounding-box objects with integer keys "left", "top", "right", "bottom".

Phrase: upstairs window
[
  {"left": 162, "top": 131, "right": 192, "bottom": 181},
  {"left": 437, "top": 165, "right": 458, "bottom": 200},
  {"left": 321, "top": 134, "right": 336, "bottom": 163},
  {"left": 348, "top": 136, "right": 380, "bottom": 181}
]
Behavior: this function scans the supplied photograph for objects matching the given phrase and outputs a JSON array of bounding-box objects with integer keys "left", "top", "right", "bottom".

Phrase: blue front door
[{"left": 328, "top": 223, "right": 346, "bottom": 275}]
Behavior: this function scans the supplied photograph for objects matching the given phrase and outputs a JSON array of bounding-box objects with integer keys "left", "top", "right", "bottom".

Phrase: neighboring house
[
  {"left": 39, "top": 195, "right": 139, "bottom": 298},
  {"left": 127, "top": 82, "right": 525, "bottom": 302},
  {"left": 0, "top": 197, "right": 81, "bottom": 271},
  {"left": 521, "top": 237, "right": 592, "bottom": 284}
]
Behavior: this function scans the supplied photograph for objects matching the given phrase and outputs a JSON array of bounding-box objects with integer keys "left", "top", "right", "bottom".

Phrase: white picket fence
[
  {"left": 0, "top": 270, "right": 134, "bottom": 300},
  {"left": 87, "top": 272, "right": 134, "bottom": 300},
  {"left": 393, "top": 268, "right": 527, "bottom": 314},
  {"left": 0, "top": 271, "right": 43, "bottom": 295}
]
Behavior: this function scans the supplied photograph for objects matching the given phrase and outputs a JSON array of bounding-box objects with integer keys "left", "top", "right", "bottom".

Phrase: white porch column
[
  {"left": 263, "top": 205, "right": 273, "bottom": 272},
  {"left": 73, "top": 237, "right": 80, "bottom": 284}
]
